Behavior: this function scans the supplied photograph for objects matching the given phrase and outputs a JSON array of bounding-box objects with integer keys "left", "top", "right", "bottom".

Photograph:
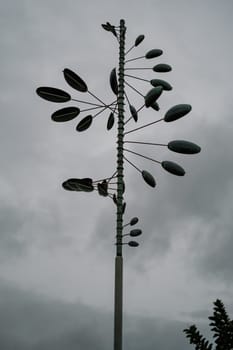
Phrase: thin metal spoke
[
  {"left": 125, "top": 67, "right": 152, "bottom": 71},
  {"left": 94, "top": 177, "right": 117, "bottom": 184},
  {"left": 125, "top": 56, "right": 145, "bottom": 63},
  {"left": 92, "top": 100, "right": 117, "bottom": 119},
  {"left": 124, "top": 91, "right": 131, "bottom": 106},
  {"left": 124, "top": 104, "right": 145, "bottom": 125},
  {"left": 71, "top": 98, "right": 103, "bottom": 107},
  {"left": 108, "top": 170, "right": 118, "bottom": 183},
  {"left": 123, "top": 155, "right": 141, "bottom": 173},
  {"left": 123, "top": 148, "right": 161, "bottom": 164},
  {"left": 125, "top": 74, "right": 150, "bottom": 83},
  {"left": 93, "top": 106, "right": 109, "bottom": 119},
  {"left": 112, "top": 101, "right": 118, "bottom": 115},
  {"left": 125, "top": 81, "right": 144, "bottom": 97},
  {"left": 80, "top": 105, "right": 106, "bottom": 113},
  {"left": 106, "top": 100, "right": 118, "bottom": 113},
  {"left": 125, "top": 44, "right": 135, "bottom": 56},
  {"left": 124, "top": 141, "right": 167, "bottom": 147},
  {"left": 124, "top": 118, "right": 164, "bottom": 135},
  {"left": 88, "top": 90, "right": 115, "bottom": 112}
]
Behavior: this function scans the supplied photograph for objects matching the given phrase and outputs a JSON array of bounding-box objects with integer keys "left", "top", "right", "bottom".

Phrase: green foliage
[{"left": 183, "top": 299, "right": 233, "bottom": 350}]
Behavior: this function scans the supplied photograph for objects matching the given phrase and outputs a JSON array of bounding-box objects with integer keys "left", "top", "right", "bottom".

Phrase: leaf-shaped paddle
[
  {"left": 150, "top": 79, "right": 172, "bottom": 91},
  {"left": 128, "top": 241, "right": 139, "bottom": 247},
  {"left": 135, "top": 35, "right": 145, "bottom": 47},
  {"left": 63, "top": 68, "right": 88, "bottom": 92},
  {"left": 130, "top": 217, "right": 139, "bottom": 226},
  {"left": 145, "top": 87, "right": 163, "bottom": 107},
  {"left": 36, "top": 87, "right": 71, "bottom": 103},
  {"left": 51, "top": 107, "right": 80, "bottom": 122},
  {"left": 141, "top": 170, "right": 156, "bottom": 188},
  {"left": 168, "top": 140, "right": 201, "bottom": 154},
  {"left": 110, "top": 68, "right": 118, "bottom": 95},
  {"left": 161, "top": 161, "right": 185, "bottom": 176},
  {"left": 129, "top": 105, "right": 138, "bottom": 122},
  {"left": 164, "top": 104, "right": 192, "bottom": 122},
  {"left": 153, "top": 64, "right": 172, "bottom": 72},
  {"left": 145, "top": 49, "right": 163, "bottom": 59},
  {"left": 66, "top": 178, "right": 94, "bottom": 192},
  {"left": 130, "top": 229, "right": 142, "bottom": 237},
  {"left": 76, "top": 115, "right": 93, "bottom": 132},
  {"left": 107, "top": 112, "right": 115, "bottom": 130}
]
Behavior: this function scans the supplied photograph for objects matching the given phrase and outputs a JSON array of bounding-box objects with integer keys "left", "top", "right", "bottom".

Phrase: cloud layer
[{"left": 1, "top": 0, "right": 233, "bottom": 348}]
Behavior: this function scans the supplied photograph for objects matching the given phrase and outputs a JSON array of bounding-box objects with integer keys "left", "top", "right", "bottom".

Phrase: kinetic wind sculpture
[{"left": 36, "top": 19, "right": 201, "bottom": 350}]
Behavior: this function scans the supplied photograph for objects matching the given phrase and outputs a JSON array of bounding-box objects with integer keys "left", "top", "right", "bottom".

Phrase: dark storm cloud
[
  {"left": 0, "top": 190, "right": 76, "bottom": 261},
  {"left": 131, "top": 116, "right": 233, "bottom": 278},
  {"left": 0, "top": 202, "right": 28, "bottom": 259},
  {"left": 0, "top": 279, "right": 208, "bottom": 350},
  {"left": 1, "top": 0, "right": 233, "bottom": 347},
  {"left": 91, "top": 113, "right": 233, "bottom": 281},
  {"left": 0, "top": 279, "right": 112, "bottom": 350}
]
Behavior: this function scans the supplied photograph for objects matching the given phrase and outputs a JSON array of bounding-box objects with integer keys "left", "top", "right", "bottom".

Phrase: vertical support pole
[
  {"left": 114, "top": 19, "right": 126, "bottom": 350},
  {"left": 114, "top": 255, "right": 123, "bottom": 350}
]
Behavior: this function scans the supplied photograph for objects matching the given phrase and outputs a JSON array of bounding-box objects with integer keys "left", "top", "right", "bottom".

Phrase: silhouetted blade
[
  {"left": 150, "top": 79, "right": 172, "bottom": 91},
  {"left": 102, "top": 22, "right": 117, "bottom": 37},
  {"left": 164, "top": 104, "right": 192, "bottom": 122},
  {"left": 135, "top": 35, "right": 145, "bottom": 47},
  {"left": 153, "top": 64, "right": 172, "bottom": 72},
  {"left": 51, "top": 107, "right": 80, "bottom": 122},
  {"left": 145, "top": 49, "right": 163, "bottom": 59},
  {"left": 108, "top": 26, "right": 117, "bottom": 37},
  {"left": 161, "top": 161, "right": 185, "bottom": 176},
  {"left": 128, "top": 241, "right": 139, "bottom": 247},
  {"left": 129, "top": 105, "right": 138, "bottom": 122},
  {"left": 78, "top": 178, "right": 94, "bottom": 192},
  {"left": 151, "top": 101, "right": 160, "bottom": 111},
  {"left": 122, "top": 180, "right": 125, "bottom": 194},
  {"left": 64, "top": 178, "right": 82, "bottom": 191},
  {"left": 62, "top": 180, "right": 76, "bottom": 191},
  {"left": 122, "top": 202, "right": 126, "bottom": 214},
  {"left": 63, "top": 68, "right": 88, "bottom": 92},
  {"left": 112, "top": 193, "right": 117, "bottom": 205},
  {"left": 145, "top": 86, "right": 163, "bottom": 107},
  {"left": 97, "top": 180, "right": 108, "bottom": 197},
  {"left": 107, "top": 112, "right": 115, "bottom": 130},
  {"left": 168, "top": 140, "right": 201, "bottom": 154},
  {"left": 102, "top": 24, "right": 110, "bottom": 31},
  {"left": 130, "top": 229, "right": 142, "bottom": 237},
  {"left": 110, "top": 68, "right": 118, "bottom": 95},
  {"left": 76, "top": 115, "right": 93, "bottom": 132},
  {"left": 66, "top": 178, "right": 94, "bottom": 192},
  {"left": 36, "top": 87, "right": 71, "bottom": 103},
  {"left": 141, "top": 170, "right": 156, "bottom": 188},
  {"left": 130, "top": 217, "right": 139, "bottom": 226}
]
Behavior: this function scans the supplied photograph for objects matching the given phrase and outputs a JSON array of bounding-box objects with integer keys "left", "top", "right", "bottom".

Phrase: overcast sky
[{"left": 1, "top": 0, "right": 233, "bottom": 349}]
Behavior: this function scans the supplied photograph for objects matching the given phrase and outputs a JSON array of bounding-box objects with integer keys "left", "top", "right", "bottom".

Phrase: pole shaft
[
  {"left": 116, "top": 19, "right": 126, "bottom": 254},
  {"left": 114, "top": 256, "right": 123, "bottom": 350},
  {"left": 114, "top": 19, "right": 126, "bottom": 350}
]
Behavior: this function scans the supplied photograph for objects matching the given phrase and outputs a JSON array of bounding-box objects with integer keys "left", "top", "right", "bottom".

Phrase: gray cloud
[
  {"left": 91, "top": 115, "right": 233, "bottom": 271},
  {"left": 0, "top": 279, "right": 215, "bottom": 350},
  {"left": 1, "top": 0, "right": 233, "bottom": 347},
  {"left": 0, "top": 279, "right": 111, "bottom": 350}
]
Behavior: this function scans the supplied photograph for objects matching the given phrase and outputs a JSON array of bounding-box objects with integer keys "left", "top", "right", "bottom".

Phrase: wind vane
[{"left": 36, "top": 19, "right": 201, "bottom": 350}]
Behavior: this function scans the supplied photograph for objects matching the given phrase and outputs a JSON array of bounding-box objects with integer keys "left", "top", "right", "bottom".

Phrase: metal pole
[{"left": 114, "top": 19, "right": 126, "bottom": 350}]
